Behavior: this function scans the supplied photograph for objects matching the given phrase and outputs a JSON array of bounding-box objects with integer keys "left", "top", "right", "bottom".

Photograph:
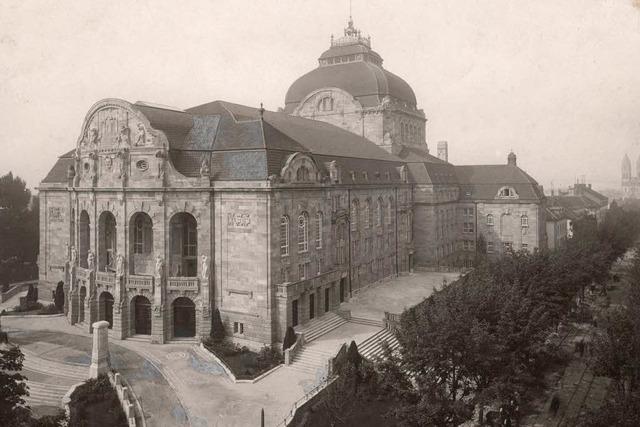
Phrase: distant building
[{"left": 545, "top": 207, "right": 570, "bottom": 250}]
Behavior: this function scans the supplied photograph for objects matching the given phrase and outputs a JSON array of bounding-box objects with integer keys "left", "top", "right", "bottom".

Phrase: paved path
[{"left": 342, "top": 271, "right": 460, "bottom": 319}]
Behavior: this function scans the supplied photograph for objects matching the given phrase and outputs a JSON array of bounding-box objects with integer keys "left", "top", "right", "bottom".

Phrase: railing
[
  {"left": 274, "top": 375, "right": 338, "bottom": 427},
  {"left": 284, "top": 333, "right": 305, "bottom": 365},
  {"left": 167, "top": 277, "right": 199, "bottom": 292},
  {"left": 96, "top": 271, "right": 116, "bottom": 287},
  {"left": 384, "top": 311, "right": 401, "bottom": 333},
  {"left": 275, "top": 270, "right": 341, "bottom": 298},
  {"left": 126, "top": 275, "right": 153, "bottom": 291}
]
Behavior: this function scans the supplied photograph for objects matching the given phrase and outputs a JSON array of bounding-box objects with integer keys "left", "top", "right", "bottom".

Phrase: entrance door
[
  {"left": 292, "top": 299, "right": 298, "bottom": 327},
  {"left": 324, "top": 288, "right": 330, "bottom": 313},
  {"left": 79, "top": 286, "right": 86, "bottom": 323},
  {"left": 173, "top": 297, "right": 196, "bottom": 337},
  {"left": 339, "top": 279, "right": 345, "bottom": 303},
  {"left": 309, "top": 293, "right": 315, "bottom": 320},
  {"left": 100, "top": 292, "right": 114, "bottom": 329},
  {"left": 133, "top": 296, "right": 151, "bottom": 335}
]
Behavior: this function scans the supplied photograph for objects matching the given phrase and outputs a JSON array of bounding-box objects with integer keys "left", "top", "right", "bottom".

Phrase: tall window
[
  {"left": 521, "top": 215, "right": 529, "bottom": 228},
  {"left": 280, "top": 216, "right": 289, "bottom": 256},
  {"left": 376, "top": 198, "right": 383, "bottom": 227},
  {"left": 183, "top": 221, "right": 197, "bottom": 257},
  {"left": 298, "top": 212, "right": 309, "bottom": 253},
  {"left": 387, "top": 197, "right": 393, "bottom": 225},
  {"left": 134, "top": 217, "right": 145, "bottom": 254},
  {"left": 315, "top": 211, "right": 323, "bottom": 249},
  {"left": 364, "top": 199, "right": 371, "bottom": 228},
  {"left": 318, "top": 96, "right": 334, "bottom": 112},
  {"left": 296, "top": 166, "right": 310, "bottom": 182},
  {"left": 350, "top": 200, "right": 359, "bottom": 232}
]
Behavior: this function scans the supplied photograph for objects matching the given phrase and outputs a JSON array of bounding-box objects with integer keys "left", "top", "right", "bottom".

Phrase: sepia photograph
[{"left": 1, "top": 0, "right": 640, "bottom": 426}]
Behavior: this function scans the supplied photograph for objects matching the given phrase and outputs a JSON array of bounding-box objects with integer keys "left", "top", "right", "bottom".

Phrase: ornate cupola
[{"left": 319, "top": 17, "right": 382, "bottom": 67}]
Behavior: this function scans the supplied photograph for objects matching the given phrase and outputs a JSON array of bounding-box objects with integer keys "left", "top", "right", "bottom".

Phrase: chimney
[
  {"left": 507, "top": 151, "right": 517, "bottom": 166},
  {"left": 437, "top": 141, "right": 448, "bottom": 162}
]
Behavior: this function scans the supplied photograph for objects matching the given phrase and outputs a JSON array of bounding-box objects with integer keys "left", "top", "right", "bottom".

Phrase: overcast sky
[{"left": 1, "top": 0, "right": 640, "bottom": 192}]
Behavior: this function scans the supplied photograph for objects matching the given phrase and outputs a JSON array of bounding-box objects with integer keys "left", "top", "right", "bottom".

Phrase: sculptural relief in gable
[
  {"left": 280, "top": 153, "right": 322, "bottom": 184},
  {"left": 74, "top": 99, "right": 167, "bottom": 188}
]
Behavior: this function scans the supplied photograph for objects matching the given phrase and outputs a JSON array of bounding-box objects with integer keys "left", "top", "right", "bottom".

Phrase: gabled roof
[
  {"left": 41, "top": 150, "right": 75, "bottom": 184},
  {"left": 455, "top": 164, "right": 545, "bottom": 201}
]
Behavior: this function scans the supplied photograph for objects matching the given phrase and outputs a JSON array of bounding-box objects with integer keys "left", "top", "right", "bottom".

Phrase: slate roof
[
  {"left": 41, "top": 150, "right": 75, "bottom": 184},
  {"left": 284, "top": 61, "right": 417, "bottom": 112},
  {"left": 455, "top": 164, "right": 545, "bottom": 201}
]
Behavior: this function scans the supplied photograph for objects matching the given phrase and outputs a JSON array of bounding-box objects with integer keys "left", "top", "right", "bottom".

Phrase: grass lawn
[{"left": 202, "top": 339, "right": 282, "bottom": 380}]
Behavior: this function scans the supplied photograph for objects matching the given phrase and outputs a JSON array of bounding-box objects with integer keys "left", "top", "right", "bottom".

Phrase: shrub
[
  {"left": 210, "top": 308, "right": 225, "bottom": 343},
  {"left": 283, "top": 326, "right": 296, "bottom": 352},
  {"left": 0, "top": 331, "right": 7, "bottom": 343},
  {"left": 347, "top": 340, "right": 362, "bottom": 370},
  {"left": 69, "top": 374, "right": 127, "bottom": 427}
]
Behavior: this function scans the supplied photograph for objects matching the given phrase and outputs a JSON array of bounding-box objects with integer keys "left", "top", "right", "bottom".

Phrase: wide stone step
[
  {"left": 22, "top": 351, "right": 88, "bottom": 381},
  {"left": 24, "top": 381, "right": 70, "bottom": 407},
  {"left": 126, "top": 334, "right": 152, "bottom": 343},
  {"left": 350, "top": 316, "right": 385, "bottom": 327},
  {"left": 304, "top": 319, "right": 348, "bottom": 342}
]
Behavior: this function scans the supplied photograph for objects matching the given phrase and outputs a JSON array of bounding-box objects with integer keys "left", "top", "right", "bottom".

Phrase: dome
[
  {"left": 284, "top": 18, "right": 417, "bottom": 112},
  {"left": 284, "top": 61, "right": 417, "bottom": 112}
]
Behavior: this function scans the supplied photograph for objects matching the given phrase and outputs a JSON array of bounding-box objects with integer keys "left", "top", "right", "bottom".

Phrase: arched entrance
[
  {"left": 132, "top": 295, "right": 151, "bottom": 335},
  {"left": 78, "top": 286, "right": 87, "bottom": 323},
  {"left": 172, "top": 297, "right": 195, "bottom": 338},
  {"left": 98, "top": 211, "right": 117, "bottom": 271},
  {"left": 99, "top": 292, "right": 114, "bottom": 329},
  {"left": 79, "top": 211, "right": 90, "bottom": 268},
  {"left": 54, "top": 281, "right": 65, "bottom": 312}
]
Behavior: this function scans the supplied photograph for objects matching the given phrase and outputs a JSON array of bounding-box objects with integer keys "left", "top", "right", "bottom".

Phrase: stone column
[{"left": 89, "top": 320, "right": 110, "bottom": 378}]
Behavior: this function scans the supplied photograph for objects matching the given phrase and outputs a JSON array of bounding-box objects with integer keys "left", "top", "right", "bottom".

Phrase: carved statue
[
  {"left": 200, "top": 156, "right": 210, "bottom": 177},
  {"left": 155, "top": 255, "right": 164, "bottom": 279},
  {"left": 115, "top": 253, "right": 124, "bottom": 278},
  {"left": 70, "top": 246, "right": 77, "bottom": 265},
  {"left": 114, "top": 151, "right": 126, "bottom": 179},
  {"left": 87, "top": 250, "right": 95, "bottom": 271},
  {"left": 201, "top": 254, "right": 210, "bottom": 281},
  {"left": 89, "top": 128, "right": 99, "bottom": 146},
  {"left": 155, "top": 151, "right": 165, "bottom": 180},
  {"left": 135, "top": 123, "right": 146, "bottom": 146},
  {"left": 116, "top": 125, "right": 131, "bottom": 147}
]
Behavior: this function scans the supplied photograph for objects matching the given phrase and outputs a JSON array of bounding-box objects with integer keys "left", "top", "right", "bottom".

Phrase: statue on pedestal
[
  {"left": 201, "top": 254, "right": 210, "bottom": 281},
  {"left": 115, "top": 253, "right": 124, "bottom": 278},
  {"left": 87, "top": 250, "right": 95, "bottom": 271},
  {"left": 155, "top": 255, "right": 164, "bottom": 279}
]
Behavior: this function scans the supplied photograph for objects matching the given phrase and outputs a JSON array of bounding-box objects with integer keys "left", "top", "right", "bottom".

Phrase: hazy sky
[{"left": 1, "top": 0, "right": 640, "bottom": 191}]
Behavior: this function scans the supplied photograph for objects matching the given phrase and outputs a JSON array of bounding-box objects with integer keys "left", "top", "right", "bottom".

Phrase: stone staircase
[
  {"left": 22, "top": 350, "right": 88, "bottom": 381},
  {"left": 358, "top": 328, "right": 400, "bottom": 361},
  {"left": 287, "top": 346, "right": 334, "bottom": 376},
  {"left": 24, "top": 381, "right": 71, "bottom": 408},
  {"left": 294, "top": 312, "right": 347, "bottom": 343},
  {"left": 126, "top": 334, "right": 151, "bottom": 343},
  {"left": 349, "top": 316, "right": 384, "bottom": 328}
]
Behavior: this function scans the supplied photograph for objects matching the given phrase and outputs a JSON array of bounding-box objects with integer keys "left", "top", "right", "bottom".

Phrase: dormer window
[
  {"left": 296, "top": 166, "right": 310, "bottom": 182},
  {"left": 497, "top": 186, "right": 518, "bottom": 199},
  {"left": 318, "top": 96, "right": 334, "bottom": 112}
]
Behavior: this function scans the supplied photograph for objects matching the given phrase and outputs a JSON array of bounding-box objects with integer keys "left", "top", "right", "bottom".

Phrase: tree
[
  {"left": 282, "top": 326, "right": 296, "bottom": 352},
  {"left": 0, "top": 345, "right": 30, "bottom": 426},
  {"left": 210, "top": 308, "right": 225, "bottom": 343}
]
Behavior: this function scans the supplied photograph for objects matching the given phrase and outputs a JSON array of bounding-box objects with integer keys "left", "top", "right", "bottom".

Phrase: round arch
[
  {"left": 129, "top": 212, "right": 153, "bottom": 275},
  {"left": 79, "top": 211, "right": 91, "bottom": 268},
  {"left": 169, "top": 212, "right": 198, "bottom": 277},
  {"left": 98, "top": 211, "right": 117, "bottom": 271}
]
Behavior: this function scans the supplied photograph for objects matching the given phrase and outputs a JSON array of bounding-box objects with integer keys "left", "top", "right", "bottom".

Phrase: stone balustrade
[
  {"left": 275, "top": 269, "right": 341, "bottom": 298},
  {"left": 96, "top": 271, "right": 116, "bottom": 287},
  {"left": 126, "top": 275, "right": 153, "bottom": 291},
  {"left": 167, "top": 277, "right": 199, "bottom": 292},
  {"left": 384, "top": 311, "right": 401, "bottom": 332},
  {"left": 108, "top": 371, "right": 144, "bottom": 427}
]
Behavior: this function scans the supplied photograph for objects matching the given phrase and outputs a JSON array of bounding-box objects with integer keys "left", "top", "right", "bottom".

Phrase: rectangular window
[
  {"left": 463, "top": 222, "right": 474, "bottom": 233},
  {"left": 233, "top": 322, "right": 244, "bottom": 334},
  {"left": 504, "top": 242, "right": 513, "bottom": 251},
  {"left": 299, "top": 264, "right": 305, "bottom": 280},
  {"left": 522, "top": 243, "right": 529, "bottom": 251},
  {"left": 315, "top": 212, "right": 323, "bottom": 249},
  {"left": 487, "top": 241, "right": 494, "bottom": 253}
]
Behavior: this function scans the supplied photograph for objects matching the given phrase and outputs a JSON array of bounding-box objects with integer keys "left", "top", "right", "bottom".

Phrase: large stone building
[{"left": 38, "top": 18, "right": 546, "bottom": 347}]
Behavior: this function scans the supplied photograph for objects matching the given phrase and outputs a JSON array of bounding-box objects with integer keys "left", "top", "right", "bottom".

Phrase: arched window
[
  {"left": 315, "top": 211, "right": 323, "bottom": 249},
  {"left": 364, "top": 199, "right": 371, "bottom": 228},
  {"left": 376, "top": 198, "right": 383, "bottom": 227},
  {"left": 486, "top": 214, "right": 494, "bottom": 227},
  {"left": 521, "top": 214, "right": 529, "bottom": 228},
  {"left": 169, "top": 212, "right": 198, "bottom": 277},
  {"left": 280, "top": 216, "right": 289, "bottom": 256},
  {"left": 298, "top": 212, "right": 309, "bottom": 252},
  {"left": 296, "top": 166, "right": 310, "bottom": 182},
  {"left": 386, "top": 197, "right": 393, "bottom": 225},
  {"left": 318, "top": 96, "right": 334, "bottom": 112},
  {"left": 350, "top": 199, "right": 359, "bottom": 232}
]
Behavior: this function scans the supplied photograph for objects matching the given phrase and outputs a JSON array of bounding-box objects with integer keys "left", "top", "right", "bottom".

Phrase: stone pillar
[
  {"left": 152, "top": 256, "right": 165, "bottom": 344},
  {"left": 89, "top": 320, "right": 110, "bottom": 378}
]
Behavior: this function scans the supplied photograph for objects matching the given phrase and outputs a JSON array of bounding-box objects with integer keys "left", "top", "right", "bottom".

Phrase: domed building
[
  {"left": 285, "top": 18, "right": 426, "bottom": 156},
  {"left": 37, "top": 18, "right": 547, "bottom": 348}
]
